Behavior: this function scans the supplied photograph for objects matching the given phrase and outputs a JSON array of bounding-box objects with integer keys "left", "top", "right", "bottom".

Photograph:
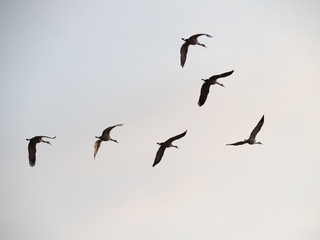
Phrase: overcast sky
[{"left": 1, "top": 0, "right": 320, "bottom": 239}]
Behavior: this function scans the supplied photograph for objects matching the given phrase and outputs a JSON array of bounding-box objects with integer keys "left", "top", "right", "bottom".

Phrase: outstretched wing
[
  {"left": 166, "top": 130, "right": 187, "bottom": 144},
  {"left": 153, "top": 145, "right": 166, "bottom": 167},
  {"left": 210, "top": 70, "right": 234, "bottom": 80},
  {"left": 28, "top": 141, "right": 37, "bottom": 167},
  {"left": 189, "top": 33, "right": 212, "bottom": 40},
  {"left": 249, "top": 115, "right": 264, "bottom": 140},
  {"left": 180, "top": 42, "right": 189, "bottom": 67},
  {"left": 198, "top": 82, "right": 211, "bottom": 107},
  {"left": 102, "top": 124, "right": 123, "bottom": 138},
  {"left": 94, "top": 139, "right": 102, "bottom": 159},
  {"left": 226, "top": 140, "right": 247, "bottom": 146}
]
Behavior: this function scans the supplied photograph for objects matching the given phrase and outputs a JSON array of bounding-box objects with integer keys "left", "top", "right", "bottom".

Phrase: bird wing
[
  {"left": 180, "top": 42, "right": 189, "bottom": 67},
  {"left": 189, "top": 33, "right": 212, "bottom": 40},
  {"left": 198, "top": 82, "right": 211, "bottom": 107},
  {"left": 210, "top": 70, "right": 234, "bottom": 80},
  {"left": 226, "top": 140, "right": 247, "bottom": 146},
  {"left": 166, "top": 130, "right": 187, "bottom": 144},
  {"left": 249, "top": 115, "right": 264, "bottom": 140},
  {"left": 102, "top": 124, "right": 123, "bottom": 138},
  {"left": 153, "top": 145, "right": 166, "bottom": 167},
  {"left": 28, "top": 141, "right": 37, "bottom": 167},
  {"left": 94, "top": 139, "right": 102, "bottom": 159}
]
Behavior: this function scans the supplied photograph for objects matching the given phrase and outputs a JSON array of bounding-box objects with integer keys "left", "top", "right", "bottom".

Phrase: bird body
[
  {"left": 180, "top": 33, "right": 212, "bottom": 68},
  {"left": 227, "top": 115, "right": 264, "bottom": 146},
  {"left": 94, "top": 124, "right": 123, "bottom": 159},
  {"left": 153, "top": 130, "right": 187, "bottom": 167},
  {"left": 26, "top": 136, "right": 56, "bottom": 167},
  {"left": 198, "top": 70, "right": 234, "bottom": 107}
]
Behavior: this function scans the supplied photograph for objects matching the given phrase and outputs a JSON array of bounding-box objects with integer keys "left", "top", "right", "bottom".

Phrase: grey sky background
[{"left": 1, "top": 0, "right": 320, "bottom": 239}]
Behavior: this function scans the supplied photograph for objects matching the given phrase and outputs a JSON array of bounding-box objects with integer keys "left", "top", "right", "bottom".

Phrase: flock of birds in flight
[{"left": 26, "top": 33, "right": 264, "bottom": 167}]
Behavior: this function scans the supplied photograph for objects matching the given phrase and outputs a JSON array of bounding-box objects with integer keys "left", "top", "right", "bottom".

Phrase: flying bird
[
  {"left": 180, "top": 33, "right": 212, "bottom": 68},
  {"left": 153, "top": 130, "right": 187, "bottom": 167},
  {"left": 198, "top": 70, "right": 234, "bottom": 107},
  {"left": 26, "top": 136, "right": 56, "bottom": 167},
  {"left": 94, "top": 124, "right": 123, "bottom": 159},
  {"left": 227, "top": 115, "right": 264, "bottom": 146}
]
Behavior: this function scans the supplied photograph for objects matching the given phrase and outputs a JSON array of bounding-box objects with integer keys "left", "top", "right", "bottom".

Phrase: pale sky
[{"left": 1, "top": 0, "right": 320, "bottom": 239}]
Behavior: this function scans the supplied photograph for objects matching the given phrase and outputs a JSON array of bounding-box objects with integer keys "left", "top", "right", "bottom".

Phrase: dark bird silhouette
[
  {"left": 153, "top": 130, "right": 187, "bottom": 167},
  {"left": 26, "top": 136, "right": 56, "bottom": 167},
  {"left": 227, "top": 115, "right": 264, "bottom": 146},
  {"left": 180, "top": 33, "right": 212, "bottom": 68},
  {"left": 198, "top": 70, "right": 234, "bottom": 107},
  {"left": 94, "top": 124, "right": 123, "bottom": 159}
]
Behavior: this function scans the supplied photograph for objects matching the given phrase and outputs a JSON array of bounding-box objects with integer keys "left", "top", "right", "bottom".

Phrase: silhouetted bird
[
  {"left": 180, "top": 33, "right": 212, "bottom": 68},
  {"left": 227, "top": 115, "right": 264, "bottom": 146},
  {"left": 153, "top": 130, "right": 187, "bottom": 167},
  {"left": 94, "top": 124, "right": 123, "bottom": 159},
  {"left": 198, "top": 70, "right": 234, "bottom": 107},
  {"left": 26, "top": 136, "right": 56, "bottom": 167}
]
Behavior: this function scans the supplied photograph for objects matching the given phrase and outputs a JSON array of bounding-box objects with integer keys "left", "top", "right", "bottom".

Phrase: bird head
[{"left": 256, "top": 141, "right": 263, "bottom": 145}]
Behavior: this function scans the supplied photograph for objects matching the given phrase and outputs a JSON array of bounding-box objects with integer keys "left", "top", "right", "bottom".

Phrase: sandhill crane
[
  {"left": 180, "top": 33, "right": 212, "bottom": 68},
  {"left": 26, "top": 136, "right": 56, "bottom": 167},
  {"left": 153, "top": 130, "right": 187, "bottom": 167},
  {"left": 94, "top": 124, "right": 123, "bottom": 159},
  {"left": 198, "top": 70, "right": 234, "bottom": 107},
  {"left": 227, "top": 115, "right": 264, "bottom": 146}
]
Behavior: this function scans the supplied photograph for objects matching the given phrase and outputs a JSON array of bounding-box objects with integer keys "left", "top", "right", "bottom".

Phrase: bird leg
[
  {"left": 42, "top": 140, "right": 51, "bottom": 145},
  {"left": 197, "top": 43, "right": 206, "bottom": 48},
  {"left": 216, "top": 82, "right": 225, "bottom": 87}
]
